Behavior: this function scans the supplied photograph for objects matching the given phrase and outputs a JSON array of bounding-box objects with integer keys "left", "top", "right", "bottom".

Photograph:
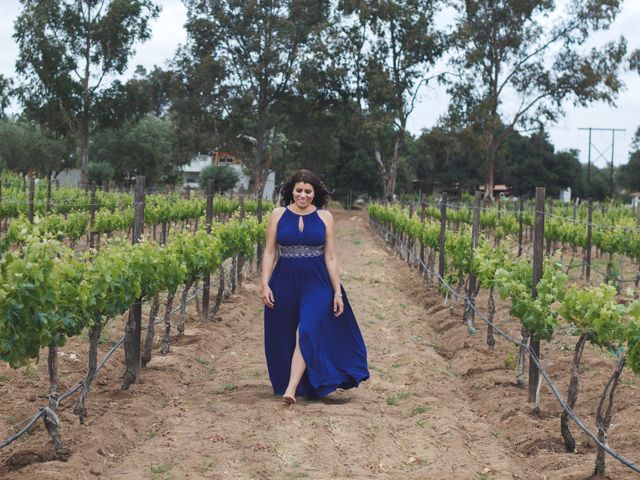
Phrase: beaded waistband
[{"left": 278, "top": 244, "right": 324, "bottom": 258}]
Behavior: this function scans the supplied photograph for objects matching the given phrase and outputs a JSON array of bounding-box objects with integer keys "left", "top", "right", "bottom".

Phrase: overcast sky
[{"left": 1, "top": 0, "right": 639, "bottom": 168}]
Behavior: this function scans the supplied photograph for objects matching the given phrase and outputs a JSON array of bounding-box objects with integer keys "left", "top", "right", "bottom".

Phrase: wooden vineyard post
[
  {"left": 202, "top": 179, "right": 214, "bottom": 321},
  {"left": 463, "top": 191, "right": 482, "bottom": 333},
  {"left": 572, "top": 200, "right": 578, "bottom": 257},
  {"left": 586, "top": 198, "right": 593, "bottom": 283},
  {"left": 545, "top": 197, "right": 553, "bottom": 255},
  {"left": 46, "top": 175, "right": 52, "bottom": 213},
  {"left": 237, "top": 192, "right": 245, "bottom": 287},
  {"left": 407, "top": 201, "right": 414, "bottom": 263},
  {"left": 89, "top": 183, "right": 97, "bottom": 250},
  {"left": 518, "top": 198, "right": 524, "bottom": 257},
  {"left": 419, "top": 197, "right": 426, "bottom": 277},
  {"left": 28, "top": 175, "right": 35, "bottom": 223},
  {"left": 636, "top": 204, "right": 640, "bottom": 288},
  {"left": 528, "top": 186, "right": 545, "bottom": 406},
  {"left": 438, "top": 193, "right": 447, "bottom": 286},
  {"left": 122, "top": 176, "right": 145, "bottom": 390}
]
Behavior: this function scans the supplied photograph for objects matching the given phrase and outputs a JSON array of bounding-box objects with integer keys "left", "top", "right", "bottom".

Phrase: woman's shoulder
[
  {"left": 316, "top": 209, "right": 334, "bottom": 224},
  {"left": 268, "top": 206, "right": 287, "bottom": 223}
]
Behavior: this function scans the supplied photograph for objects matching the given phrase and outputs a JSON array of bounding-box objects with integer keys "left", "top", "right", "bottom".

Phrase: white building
[{"left": 181, "top": 151, "right": 275, "bottom": 200}]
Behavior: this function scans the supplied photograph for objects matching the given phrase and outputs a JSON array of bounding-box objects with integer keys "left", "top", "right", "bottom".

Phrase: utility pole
[{"left": 578, "top": 127, "right": 625, "bottom": 199}]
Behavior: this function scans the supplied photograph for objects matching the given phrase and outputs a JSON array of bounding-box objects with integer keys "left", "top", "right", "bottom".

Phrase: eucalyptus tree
[
  {"left": 0, "top": 118, "right": 67, "bottom": 178},
  {"left": 13, "top": 0, "right": 161, "bottom": 188},
  {"left": 630, "top": 48, "right": 640, "bottom": 74},
  {"left": 168, "top": 41, "right": 228, "bottom": 165},
  {"left": 448, "top": 0, "right": 628, "bottom": 201},
  {"left": 91, "top": 114, "right": 177, "bottom": 186},
  {"left": 0, "top": 75, "right": 13, "bottom": 118},
  {"left": 183, "top": 0, "right": 329, "bottom": 211},
  {"left": 332, "top": 0, "right": 447, "bottom": 201}
]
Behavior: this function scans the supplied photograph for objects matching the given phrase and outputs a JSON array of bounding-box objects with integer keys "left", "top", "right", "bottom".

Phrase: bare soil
[{"left": 0, "top": 208, "right": 638, "bottom": 479}]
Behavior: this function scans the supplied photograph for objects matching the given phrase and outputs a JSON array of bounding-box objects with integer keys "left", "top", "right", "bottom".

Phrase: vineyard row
[
  {"left": 368, "top": 193, "right": 640, "bottom": 476},
  {"left": 0, "top": 177, "right": 268, "bottom": 455}
]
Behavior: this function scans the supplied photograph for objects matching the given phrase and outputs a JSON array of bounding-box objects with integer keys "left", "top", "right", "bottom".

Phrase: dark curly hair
[{"left": 280, "top": 169, "right": 329, "bottom": 208}]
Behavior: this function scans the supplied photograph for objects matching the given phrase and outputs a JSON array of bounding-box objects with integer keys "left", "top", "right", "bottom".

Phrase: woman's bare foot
[{"left": 282, "top": 390, "right": 296, "bottom": 406}]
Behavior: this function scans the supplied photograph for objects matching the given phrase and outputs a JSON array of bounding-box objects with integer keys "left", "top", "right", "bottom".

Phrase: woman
[{"left": 261, "top": 169, "right": 369, "bottom": 405}]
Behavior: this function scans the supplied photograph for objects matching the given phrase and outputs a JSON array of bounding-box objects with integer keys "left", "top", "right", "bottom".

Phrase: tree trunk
[
  {"left": 385, "top": 126, "right": 405, "bottom": 202},
  {"left": 75, "top": 322, "right": 102, "bottom": 423},
  {"left": 213, "top": 264, "right": 226, "bottom": 316},
  {"left": 517, "top": 327, "right": 530, "bottom": 387},
  {"left": 484, "top": 147, "right": 497, "bottom": 203},
  {"left": 161, "top": 293, "right": 176, "bottom": 355},
  {"left": 486, "top": 286, "right": 496, "bottom": 351},
  {"left": 450, "top": 275, "right": 464, "bottom": 316},
  {"left": 141, "top": 295, "right": 160, "bottom": 367},
  {"left": 121, "top": 305, "right": 140, "bottom": 390},
  {"left": 594, "top": 355, "right": 626, "bottom": 476},
  {"left": 177, "top": 280, "right": 194, "bottom": 336},
  {"left": 80, "top": 121, "right": 90, "bottom": 190},
  {"left": 44, "top": 340, "right": 64, "bottom": 454},
  {"left": 231, "top": 254, "right": 238, "bottom": 294},
  {"left": 561, "top": 334, "right": 587, "bottom": 452}
]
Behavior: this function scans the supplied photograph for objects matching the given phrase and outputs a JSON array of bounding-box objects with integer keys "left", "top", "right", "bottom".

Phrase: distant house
[
  {"left": 631, "top": 192, "right": 640, "bottom": 208},
  {"left": 478, "top": 184, "right": 512, "bottom": 198},
  {"left": 559, "top": 187, "right": 571, "bottom": 202},
  {"left": 55, "top": 168, "right": 82, "bottom": 188},
  {"left": 181, "top": 151, "right": 275, "bottom": 200}
]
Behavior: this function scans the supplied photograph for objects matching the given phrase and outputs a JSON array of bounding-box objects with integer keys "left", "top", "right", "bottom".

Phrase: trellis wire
[{"left": 371, "top": 217, "right": 640, "bottom": 475}]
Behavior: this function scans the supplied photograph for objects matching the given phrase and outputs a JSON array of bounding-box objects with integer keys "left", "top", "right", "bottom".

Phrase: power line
[{"left": 578, "top": 127, "right": 626, "bottom": 198}]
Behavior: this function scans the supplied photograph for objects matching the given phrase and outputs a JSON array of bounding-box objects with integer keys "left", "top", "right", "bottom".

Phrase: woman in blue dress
[{"left": 261, "top": 170, "right": 369, "bottom": 405}]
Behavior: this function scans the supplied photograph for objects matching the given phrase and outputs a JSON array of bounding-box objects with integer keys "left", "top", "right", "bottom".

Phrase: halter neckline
[{"left": 286, "top": 206, "right": 318, "bottom": 217}]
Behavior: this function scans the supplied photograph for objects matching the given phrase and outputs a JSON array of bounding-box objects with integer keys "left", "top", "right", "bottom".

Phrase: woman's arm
[
  {"left": 261, "top": 207, "right": 285, "bottom": 308},
  {"left": 319, "top": 210, "right": 344, "bottom": 316}
]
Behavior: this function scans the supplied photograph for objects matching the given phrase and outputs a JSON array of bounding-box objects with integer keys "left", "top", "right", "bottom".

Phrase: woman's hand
[
  {"left": 262, "top": 285, "right": 275, "bottom": 308},
  {"left": 333, "top": 295, "right": 344, "bottom": 317}
]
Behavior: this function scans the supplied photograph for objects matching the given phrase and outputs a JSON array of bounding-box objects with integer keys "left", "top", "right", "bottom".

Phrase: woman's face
[{"left": 292, "top": 181, "right": 315, "bottom": 209}]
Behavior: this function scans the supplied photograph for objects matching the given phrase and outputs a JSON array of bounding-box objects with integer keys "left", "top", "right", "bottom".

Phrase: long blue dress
[{"left": 264, "top": 206, "right": 369, "bottom": 399}]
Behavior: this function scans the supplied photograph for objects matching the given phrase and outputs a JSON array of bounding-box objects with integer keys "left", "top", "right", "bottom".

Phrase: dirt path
[
  {"left": 101, "top": 210, "right": 534, "bottom": 479},
  {"left": 2, "top": 209, "right": 540, "bottom": 479}
]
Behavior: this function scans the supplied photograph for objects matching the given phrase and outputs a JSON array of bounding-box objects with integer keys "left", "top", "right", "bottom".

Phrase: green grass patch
[
  {"left": 416, "top": 420, "right": 426, "bottom": 428},
  {"left": 150, "top": 462, "right": 174, "bottom": 474},
  {"left": 411, "top": 405, "right": 431, "bottom": 415},
  {"left": 504, "top": 350, "right": 517, "bottom": 370},
  {"left": 22, "top": 365, "right": 39, "bottom": 380},
  {"left": 368, "top": 363, "right": 382, "bottom": 373},
  {"left": 198, "top": 455, "right": 217, "bottom": 474},
  {"left": 0, "top": 375, "right": 8, "bottom": 383},
  {"left": 386, "top": 391, "right": 411, "bottom": 406},
  {"left": 283, "top": 472, "right": 309, "bottom": 479},
  {"left": 196, "top": 356, "right": 209, "bottom": 365}
]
